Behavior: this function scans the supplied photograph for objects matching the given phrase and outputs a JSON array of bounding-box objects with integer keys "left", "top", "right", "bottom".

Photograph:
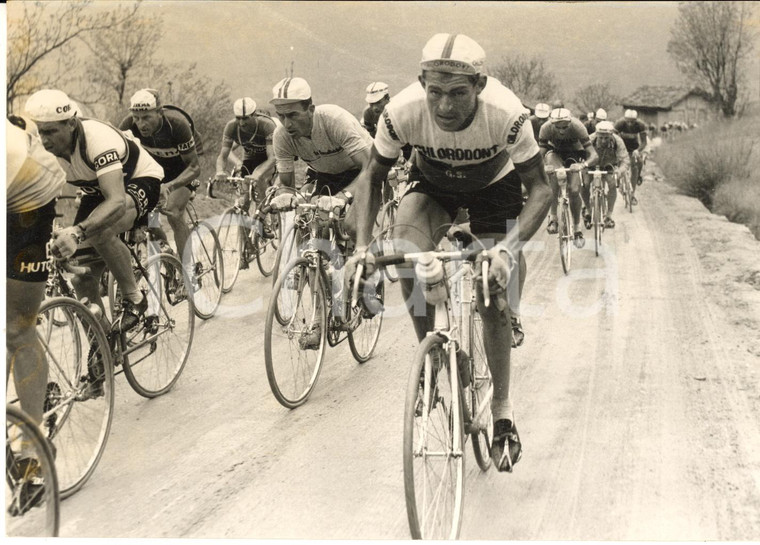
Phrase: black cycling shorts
[
  {"left": 7, "top": 200, "right": 57, "bottom": 282},
  {"left": 74, "top": 177, "right": 161, "bottom": 227},
  {"left": 545, "top": 149, "right": 586, "bottom": 167},
  {"left": 305, "top": 168, "right": 360, "bottom": 196},
  {"left": 405, "top": 167, "right": 524, "bottom": 235}
]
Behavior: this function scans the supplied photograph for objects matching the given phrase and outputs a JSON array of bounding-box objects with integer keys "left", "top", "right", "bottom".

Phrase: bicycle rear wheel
[
  {"left": 264, "top": 257, "right": 327, "bottom": 409},
  {"left": 593, "top": 194, "right": 602, "bottom": 257},
  {"left": 216, "top": 207, "right": 244, "bottom": 293},
  {"left": 347, "top": 277, "right": 384, "bottom": 363},
  {"left": 253, "top": 210, "right": 281, "bottom": 277},
  {"left": 403, "top": 334, "right": 464, "bottom": 540},
  {"left": 559, "top": 202, "right": 572, "bottom": 275},
  {"left": 6, "top": 405, "right": 60, "bottom": 537},
  {"left": 120, "top": 253, "right": 195, "bottom": 398},
  {"left": 36, "top": 297, "right": 114, "bottom": 499},
  {"left": 185, "top": 220, "right": 224, "bottom": 320}
]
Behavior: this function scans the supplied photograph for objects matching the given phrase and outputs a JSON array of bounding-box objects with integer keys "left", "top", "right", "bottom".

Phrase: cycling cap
[
  {"left": 270, "top": 77, "right": 312, "bottom": 105},
  {"left": 420, "top": 33, "right": 485, "bottom": 75},
  {"left": 595, "top": 121, "right": 615, "bottom": 134},
  {"left": 234, "top": 97, "right": 257, "bottom": 117},
  {"left": 129, "top": 89, "right": 161, "bottom": 111},
  {"left": 24, "top": 89, "right": 77, "bottom": 122},
  {"left": 365, "top": 82, "right": 389, "bottom": 103},
  {"left": 624, "top": 109, "right": 638, "bottom": 119},
  {"left": 549, "top": 108, "right": 572, "bottom": 124},
  {"left": 595, "top": 108, "right": 608, "bottom": 120},
  {"left": 587, "top": 112, "right": 595, "bottom": 119},
  {"left": 534, "top": 103, "right": 551, "bottom": 119}
]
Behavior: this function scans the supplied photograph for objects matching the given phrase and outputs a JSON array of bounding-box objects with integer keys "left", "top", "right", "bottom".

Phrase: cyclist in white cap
[
  {"left": 25, "top": 89, "right": 164, "bottom": 342},
  {"left": 614, "top": 109, "right": 648, "bottom": 202},
  {"left": 120, "top": 88, "right": 201, "bottom": 260},
  {"left": 214, "top": 97, "right": 279, "bottom": 211},
  {"left": 530, "top": 102, "right": 551, "bottom": 140},
  {"left": 6, "top": 117, "right": 66, "bottom": 427},
  {"left": 361, "top": 82, "right": 391, "bottom": 138},
  {"left": 588, "top": 120, "right": 629, "bottom": 229},
  {"left": 348, "top": 33, "right": 553, "bottom": 471}
]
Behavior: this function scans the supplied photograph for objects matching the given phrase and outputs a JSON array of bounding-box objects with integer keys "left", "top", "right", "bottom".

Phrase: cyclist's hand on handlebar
[
  {"left": 316, "top": 194, "right": 349, "bottom": 213},
  {"left": 569, "top": 162, "right": 585, "bottom": 173},
  {"left": 50, "top": 227, "right": 81, "bottom": 259},
  {"left": 477, "top": 247, "right": 514, "bottom": 311},
  {"left": 213, "top": 172, "right": 228, "bottom": 184},
  {"left": 632, "top": 150, "right": 641, "bottom": 161}
]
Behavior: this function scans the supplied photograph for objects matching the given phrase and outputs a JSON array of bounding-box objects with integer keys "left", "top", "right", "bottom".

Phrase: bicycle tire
[
  {"left": 253, "top": 210, "right": 281, "bottom": 277},
  {"left": 626, "top": 178, "right": 634, "bottom": 213},
  {"left": 403, "top": 334, "right": 465, "bottom": 540},
  {"left": 272, "top": 221, "right": 303, "bottom": 325},
  {"left": 120, "top": 253, "right": 195, "bottom": 398},
  {"left": 185, "top": 220, "right": 224, "bottom": 320},
  {"left": 347, "top": 276, "right": 384, "bottom": 363},
  {"left": 559, "top": 202, "right": 572, "bottom": 275},
  {"left": 378, "top": 201, "right": 399, "bottom": 282},
  {"left": 593, "top": 194, "right": 602, "bottom": 257},
  {"left": 6, "top": 405, "right": 60, "bottom": 537},
  {"left": 467, "top": 307, "right": 493, "bottom": 472},
  {"left": 216, "top": 207, "right": 244, "bottom": 293},
  {"left": 36, "top": 297, "right": 114, "bottom": 499},
  {"left": 264, "top": 257, "right": 327, "bottom": 409}
]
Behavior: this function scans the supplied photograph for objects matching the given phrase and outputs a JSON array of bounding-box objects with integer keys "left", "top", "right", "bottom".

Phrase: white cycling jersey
[
  {"left": 373, "top": 76, "right": 538, "bottom": 191},
  {"left": 6, "top": 120, "right": 66, "bottom": 214},
  {"left": 56, "top": 118, "right": 164, "bottom": 194},
  {"left": 273, "top": 104, "right": 371, "bottom": 175}
]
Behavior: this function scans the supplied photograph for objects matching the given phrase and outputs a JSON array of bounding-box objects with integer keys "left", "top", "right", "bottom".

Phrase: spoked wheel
[
  {"left": 403, "top": 334, "right": 465, "bottom": 540},
  {"left": 626, "top": 179, "right": 634, "bottom": 213},
  {"left": 467, "top": 308, "right": 493, "bottom": 471},
  {"left": 272, "top": 221, "right": 305, "bottom": 325},
  {"left": 558, "top": 203, "right": 572, "bottom": 275},
  {"left": 253, "top": 210, "right": 281, "bottom": 277},
  {"left": 120, "top": 253, "right": 195, "bottom": 398},
  {"left": 184, "top": 220, "right": 224, "bottom": 320},
  {"left": 6, "top": 405, "right": 60, "bottom": 537},
  {"left": 36, "top": 297, "right": 114, "bottom": 499},
  {"left": 216, "top": 208, "right": 244, "bottom": 293},
  {"left": 593, "top": 195, "right": 602, "bottom": 257},
  {"left": 347, "top": 276, "right": 384, "bottom": 363},
  {"left": 264, "top": 257, "right": 327, "bottom": 409},
  {"left": 378, "top": 201, "right": 400, "bottom": 282}
]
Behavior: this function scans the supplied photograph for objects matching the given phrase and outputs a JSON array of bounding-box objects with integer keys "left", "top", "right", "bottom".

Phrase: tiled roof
[{"left": 621, "top": 85, "right": 708, "bottom": 110}]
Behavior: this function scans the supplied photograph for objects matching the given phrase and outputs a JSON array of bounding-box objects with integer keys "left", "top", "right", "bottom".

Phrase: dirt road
[{"left": 56, "top": 163, "right": 760, "bottom": 540}]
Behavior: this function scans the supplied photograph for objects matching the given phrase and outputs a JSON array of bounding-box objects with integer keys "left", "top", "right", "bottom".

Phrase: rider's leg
[
  {"left": 545, "top": 153, "right": 562, "bottom": 223},
  {"left": 163, "top": 185, "right": 192, "bottom": 264},
  {"left": 606, "top": 173, "right": 617, "bottom": 217},
  {"left": 630, "top": 154, "right": 640, "bottom": 198},
  {"left": 6, "top": 279, "right": 47, "bottom": 425},
  {"left": 568, "top": 170, "right": 583, "bottom": 231}
]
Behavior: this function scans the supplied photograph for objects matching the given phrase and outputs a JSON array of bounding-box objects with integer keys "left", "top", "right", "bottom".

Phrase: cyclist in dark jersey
[
  {"left": 120, "top": 88, "right": 201, "bottom": 260},
  {"left": 529, "top": 102, "right": 551, "bottom": 141},
  {"left": 614, "top": 109, "right": 648, "bottom": 204},
  {"left": 214, "top": 97, "right": 278, "bottom": 210}
]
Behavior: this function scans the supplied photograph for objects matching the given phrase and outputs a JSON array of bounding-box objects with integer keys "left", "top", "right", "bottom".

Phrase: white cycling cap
[
  {"left": 595, "top": 108, "right": 608, "bottom": 120},
  {"left": 549, "top": 108, "right": 572, "bottom": 123},
  {"left": 420, "top": 33, "right": 485, "bottom": 75},
  {"left": 595, "top": 120, "right": 615, "bottom": 133},
  {"left": 534, "top": 103, "right": 551, "bottom": 119},
  {"left": 234, "top": 97, "right": 257, "bottom": 117},
  {"left": 25, "top": 89, "right": 77, "bottom": 122},
  {"left": 365, "top": 82, "right": 389, "bottom": 103},
  {"left": 624, "top": 109, "right": 638, "bottom": 119},
  {"left": 270, "top": 77, "right": 312, "bottom": 105},
  {"left": 129, "top": 89, "right": 161, "bottom": 111}
]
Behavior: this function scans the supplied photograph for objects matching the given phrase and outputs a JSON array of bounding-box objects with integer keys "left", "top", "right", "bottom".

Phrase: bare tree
[
  {"left": 667, "top": 1, "right": 757, "bottom": 117},
  {"left": 80, "top": 11, "right": 164, "bottom": 107},
  {"left": 7, "top": 0, "right": 140, "bottom": 112},
  {"left": 488, "top": 54, "right": 559, "bottom": 102},
  {"left": 574, "top": 83, "right": 620, "bottom": 115}
]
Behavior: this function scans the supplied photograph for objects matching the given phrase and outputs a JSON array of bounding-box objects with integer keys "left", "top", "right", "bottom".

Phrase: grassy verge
[{"left": 653, "top": 113, "right": 760, "bottom": 239}]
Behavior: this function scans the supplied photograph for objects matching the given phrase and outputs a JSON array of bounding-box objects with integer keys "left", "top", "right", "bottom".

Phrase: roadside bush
[{"left": 713, "top": 178, "right": 760, "bottom": 239}]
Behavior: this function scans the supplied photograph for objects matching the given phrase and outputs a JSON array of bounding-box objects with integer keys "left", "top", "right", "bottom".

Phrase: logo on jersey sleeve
[
  {"left": 507, "top": 112, "right": 529, "bottom": 145},
  {"left": 382, "top": 110, "right": 400, "bottom": 141},
  {"left": 94, "top": 150, "right": 120, "bottom": 169},
  {"left": 177, "top": 138, "right": 196, "bottom": 153}
]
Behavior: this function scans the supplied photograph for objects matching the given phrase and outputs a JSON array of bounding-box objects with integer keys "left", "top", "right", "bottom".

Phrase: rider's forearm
[
  {"left": 167, "top": 163, "right": 201, "bottom": 192},
  {"left": 354, "top": 172, "right": 383, "bottom": 249},
  {"left": 251, "top": 158, "right": 276, "bottom": 183},
  {"left": 77, "top": 197, "right": 126, "bottom": 238}
]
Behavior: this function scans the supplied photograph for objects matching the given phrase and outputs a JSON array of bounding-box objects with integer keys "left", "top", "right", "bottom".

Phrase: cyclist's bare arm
[
  {"left": 249, "top": 143, "right": 277, "bottom": 185},
  {"left": 354, "top": 146, "right": 394, "bottom": 249},
  {"left": 507, "top": 153, "right": 553, "bottom": 250},
  {"left": 215, "top": 141, "right": 241, "bottom": 176},
  {"left": 583, "top": 142, "right": 599, "bottom": 168},
  {"left": 78, "top": 172, "right": 130, "bottom": 238},
  {"left": 168, "top": 148, "right": 201, "bottom": 191}
]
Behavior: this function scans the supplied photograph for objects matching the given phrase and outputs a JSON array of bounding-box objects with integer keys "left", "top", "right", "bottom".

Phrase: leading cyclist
[
  {"left": 348, "top": 33, "right": 553, "bottom": 471},
  {"left": 614, "top": 109, "right": 648, "bottom": 205}
]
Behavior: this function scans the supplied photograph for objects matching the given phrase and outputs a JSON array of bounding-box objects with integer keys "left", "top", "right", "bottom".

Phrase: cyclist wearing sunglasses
[
  {"left": 538, "top": 107, "right": 598, "bottom": 247},
  {"left": 214, "top": 97, "right": 279, "bottom": 209}
]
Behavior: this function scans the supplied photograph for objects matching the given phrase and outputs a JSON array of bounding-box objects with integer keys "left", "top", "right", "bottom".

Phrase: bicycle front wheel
[
  {"left": 36, "top": 297, "right": 114, "bottom": 499},
  {"left": 253, "top": 210, "right": 281, "bottom": 277},
  {"left": 467, "top": 307, "right": 493, "bottom": 472},
  {"left": 559, "top": 202, "right": 572, "bottom": 275},
  {"left": 403, "top": 334, "right": 465, "bottom": 540},
  {"left": 121, "top": 253, "right": 195, "bottom": 398},
  {"left": 185, "top": 220, "right": 224, "bottom": 320},
  {"left": 272, "top": 221, "right": 304, "bottom": 325},
  {"left": 216, "top": 208, "right": 244, "bottom": 293},
  {"left": 264, "top": 257, "right": 327, "bottom": 409},
  {"left": 347, "top": 277, "right": 384, "bottom": 363},
  {"left": 6, "top": 405, "right": 60, "bottom": 537},
  {"left": 593, "top": 194, "right": 602, "bottom": 256},
  {"left": 378, "top": 201, "right": 399, "bottom": 282}
]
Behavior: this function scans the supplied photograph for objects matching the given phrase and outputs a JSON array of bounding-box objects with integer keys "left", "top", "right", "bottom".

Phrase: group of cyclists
[{"left": 7, "top": 32, "right": 656, "bottom": 522}]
